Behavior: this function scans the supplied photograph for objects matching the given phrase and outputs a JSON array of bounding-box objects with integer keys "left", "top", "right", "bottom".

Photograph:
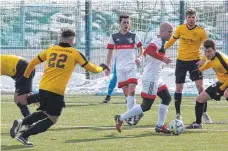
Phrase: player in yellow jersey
[
  {"left": 9, "top": 29, "right": 108, "bottom": 146},
  {"left": 1, "top": 54, "right": 38, "bottom": 118},
  {"left": 186, "top": 39, "right": 228, "bottom": 129},
  {"left": 165, "top": 8, "right": 212, "bottom": 123}
]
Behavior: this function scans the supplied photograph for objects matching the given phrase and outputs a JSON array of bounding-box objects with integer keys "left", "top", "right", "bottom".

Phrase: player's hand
[
  {"left": 135, "top": 57, "right": 141, "bottom": 66},
  {"left": 100, "top": 63, "right": 110, "bottom": 71},
  {"left": 196, "top": 59, "right": 205, "bottom": 68},
  {"left": 162, "top": 56, "right": 172, "bottom": 64},
  {"left": 214, "top": 88, "right": 223, "bottom": 101}
]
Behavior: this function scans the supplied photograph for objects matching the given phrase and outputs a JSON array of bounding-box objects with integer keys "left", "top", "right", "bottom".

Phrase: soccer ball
[{"left": 169, "top": 119, "right": 184, "bottom": 135}]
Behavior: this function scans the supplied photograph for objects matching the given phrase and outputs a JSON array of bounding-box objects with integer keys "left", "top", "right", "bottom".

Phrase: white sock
[
  {"left": 127, "top": 95, "right": 136, "bottom": 110},
  {"left": 157, "top": 104, "right": 169, "bottom": 127},
  {"left": 120, "top": 105, "right": 143, "bottom": 121}
]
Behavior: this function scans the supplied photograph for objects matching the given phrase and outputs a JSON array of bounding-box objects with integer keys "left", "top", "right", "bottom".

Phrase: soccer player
[
  {"left": 115, "top": 22, "right": 173, "bottom": 133},
  {"left": 105, "top": 14, "right": 144, "bottom": 125},
  {"left": 103, "top": 61, "right": 117, "bottom": 103},
  {"left": 1, "top": 54, "right": 38, "bottom": 117},
  {"left": 186, "top": 39, "right": 228, "bottom": 129},
  {"left": 9, "top": 29, "right": 108, "bottom": 146},
  {"left": 165, "top": 8, "right": 212, "bottom": 123}
]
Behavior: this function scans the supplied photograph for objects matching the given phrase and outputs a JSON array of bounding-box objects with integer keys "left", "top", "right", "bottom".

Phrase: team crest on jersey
[
  {"left": 127, "top": 38, "right": 133, "bottom": 43},
  {"left": 116, "top": 38, "right": 120, "bottom": 42}
]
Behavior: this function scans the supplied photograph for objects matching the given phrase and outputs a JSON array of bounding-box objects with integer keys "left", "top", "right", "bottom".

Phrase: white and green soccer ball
[{"left": 169, "top": 119, "right": 185, "bottom": 135}]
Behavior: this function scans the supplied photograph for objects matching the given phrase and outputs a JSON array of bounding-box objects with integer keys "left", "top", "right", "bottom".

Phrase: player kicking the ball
[{"left": 115, "top": 22, "right": 173, "bottom": 133}]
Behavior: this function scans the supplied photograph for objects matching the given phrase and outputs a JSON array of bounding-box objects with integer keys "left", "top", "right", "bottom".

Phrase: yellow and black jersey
[
  {"left": 199, "top": 51, "right": 228, "bottom": 91},
  {"left": 24, "top": 43, "right": 103, "bottom": 95},
  {"left": 0, "top": 54, "right": 22, "bottom": 77},
  {"left": 165, "top": 24, "right": 207, "bottom": 61}
]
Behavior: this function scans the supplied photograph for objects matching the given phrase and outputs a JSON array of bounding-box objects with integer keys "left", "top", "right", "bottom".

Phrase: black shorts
[
  {"left": 12, "top": 59, "right": 35, "bottom": 95},
  {"left": 37, "top": 89, "right": 65, "bottom": 116},
  {"left": 205, "top": 82, "right": 224, "bottom": 100},
  {"left": 175, "top": 59, "right": 203, "bottom": 84}
]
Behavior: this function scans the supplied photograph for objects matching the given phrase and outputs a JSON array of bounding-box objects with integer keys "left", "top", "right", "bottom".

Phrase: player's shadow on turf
[
  {"left": 64, "top": 132, "right": 168, "bottom": 143},
  {"left": 1, "top": 145, "right": 33, "bottom": 150},
  {"left": 66, "top": 103, "right": 103, "bottom": 107}
]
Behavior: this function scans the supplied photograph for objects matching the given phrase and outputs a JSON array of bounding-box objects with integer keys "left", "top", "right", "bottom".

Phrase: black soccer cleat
[
  {"left": 10, "top": 119, "right": 22, "bottom": 138},
  {"left": 17, "top": 134, "right": 33, "bottom": 146},
  {"left": 103, "top": 95, "right": 111, "bottom": 103}
]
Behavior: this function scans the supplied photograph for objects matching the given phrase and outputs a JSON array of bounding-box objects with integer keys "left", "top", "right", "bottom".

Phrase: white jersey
[
  {"left": 142, "top": 37, "right": 166, "bottom": 82},
  {"left": 107, "top": 31, "right": 142, "bottom": 71}
]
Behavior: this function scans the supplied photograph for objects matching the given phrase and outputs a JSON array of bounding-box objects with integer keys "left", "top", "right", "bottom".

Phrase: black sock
[
  {"left": 22, "top": 111, "right": 48, "bottom": 126},
  {"left": 203, "top": 102, "right": 207, "bottom": 112},
  {"left": 195, "top": 102, "right": 204, "bottom": 124},
  {"left": 226, "top": 98, "right": 228, "bottom": 101},
  {"left": 27, "top": 94, "right": 39, "bottom": 105},
  {"left": 17, "top": 103, "right": 31, "bottom": 117},
  {"left": 174, "top": 92, "right": 182, "bottom": 114},
  {"left": 22, "top": 118, "right": 53, "bottom": 138}
]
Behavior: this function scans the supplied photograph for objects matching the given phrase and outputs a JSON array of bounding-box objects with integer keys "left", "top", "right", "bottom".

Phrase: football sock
[
  {"left": 126, "top": 95, "right": 136, "bottom": 110},
  {"left": 22, "top": 118, "right": 53, "bottom": 138},
  {"left": 107, "top": 75, "right": 117, "bottom": 96},
  {"left": 174, "top": 92, "right": 182, "bottom": 114},
  {"left": 22, "top": 111, "right": 48, "bottom": 126},
  {"left": 203, "top": 102, "right": 207, "bottom": 112},
  {"left": 157, "top": 104, "right": 169, "bottom": 127},
  {"left": 17, "top": 103, "right": 31, "bottom": 117},
  {"left": 195, "top": 101, "right": 204, "bottom": 124},
  {"left": 120, "top": 105, "right": 143, "bottom": 121},
  {"left": 27, "top": 93, "right": 39, "bottom": 105}
]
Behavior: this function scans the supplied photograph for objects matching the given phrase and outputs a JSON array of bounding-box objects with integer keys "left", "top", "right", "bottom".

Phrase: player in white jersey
[
  {"left": 114, "top": 22, "right": 173, "bottom": 133},
  {"left": 105, "top": 14, "right": 144, "bottom": 125}
]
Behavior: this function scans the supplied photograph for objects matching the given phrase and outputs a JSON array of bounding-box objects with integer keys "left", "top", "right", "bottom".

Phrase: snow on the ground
[{"left": 0, "top": 68, "right": 216, "bottom": 96}]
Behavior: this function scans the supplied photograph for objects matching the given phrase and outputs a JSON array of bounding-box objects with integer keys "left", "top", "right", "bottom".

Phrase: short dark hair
[
  {"left": 204, "top": 39, "right": 216, "bottom": 50},
  {"left": 186, "top": 8, "right": 196, "bottom": 16},
  {"left": 119, "top": 14, "right": 129, "bottom": 23},
  {"left": 61, "top": 29, "right": 76, "bottom": 38}
]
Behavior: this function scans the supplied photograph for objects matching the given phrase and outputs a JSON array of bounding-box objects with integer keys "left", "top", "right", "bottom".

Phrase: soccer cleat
[
  {"left": 155, "top": 125, "right": 171, "bottom": 134},
  {"left": 185, "top": 122, "right": 202, "bottom": 129},
  {"left": 125, "top": 118, "right": 133, "bottom": 126},
  {"left": 202, "top": 112, "right": 212, "bottom": 124},
  {"left": 103, "top": 95, "right": 111, "bottom": 103},
  {"left": 133, "top": 113, "right": 144, "bottom": 125},
  {"left": 10, "top": 119, "right": 23, "bottom": 138},
  {"left": 176, "top": 113, "right": 182, "bottom": 120},
  {"left": 114, "top": 114, "right": 123, "bottom": 133},
  {"left": 17, "top": 134, "right": 33, "bottom": 146}
]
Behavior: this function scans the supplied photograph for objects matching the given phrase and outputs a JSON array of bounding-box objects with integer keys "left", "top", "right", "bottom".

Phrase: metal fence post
[
  {"left": 85, "top": 0, "right": 92, "bottom": 79},
  {"left": 20, "top": 0, "right": 25, "bottom": 46},
  {"left": 180, "top": 0, "right": 185, "bottom": 25}
]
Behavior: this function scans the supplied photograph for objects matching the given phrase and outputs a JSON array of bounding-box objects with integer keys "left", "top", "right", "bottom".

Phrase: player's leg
[
  {"left": 16, "top": 90, "right": 65, "bottom": 145},
  {"left": 190, "top": 60, "right": 212, "bottom": 123},
  {"left": 175, "top": 59, "right": 187, "bottom": 120},
  {"left": 104, "top": 62, "right": 117, "bottom": 103},
  {"left": 155, "top": 83, "right": 172, "bottom": 133},
  {"left": 186, "top": 82, "right": 220, "bottom": 129},
  {"left": 224, "top": 88, "right": 228, "bottom": 101},
  {"left": 114, "top": 80, "right": 157, "bottom": 132}
]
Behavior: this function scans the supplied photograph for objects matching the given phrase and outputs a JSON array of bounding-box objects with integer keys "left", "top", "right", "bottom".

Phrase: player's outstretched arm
[{"left": 23, "top": 56, "right": 43, "bottom": 78}]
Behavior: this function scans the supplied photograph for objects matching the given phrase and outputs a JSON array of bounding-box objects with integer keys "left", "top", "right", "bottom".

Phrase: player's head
[
  {"left": 185, "top": 8, "right": 196, "bottom": 27},
  {"left": 119, "top": 14, "right": 130, "bottom": 32},
  {"left": 203, "top": 39, "right": 216, "bottom": 60},
  {"left": 159, "top": 22, "right": 173, "bottom": 41},
  {"left": 60, "top": 29, "right": 76, "bottom": 46}
]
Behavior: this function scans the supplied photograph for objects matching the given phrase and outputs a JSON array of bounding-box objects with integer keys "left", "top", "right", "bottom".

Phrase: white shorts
[
  {"left": 141, "top": 78, "right": 167, "bottom": 99},
  {"left": 117, "top": 68, "right": 137, "bottom": 88}
]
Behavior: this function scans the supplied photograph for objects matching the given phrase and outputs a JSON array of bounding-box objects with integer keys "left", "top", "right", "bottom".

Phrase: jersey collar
[{"left": 59, "top": 43, "right": 72, "bottom": 47}]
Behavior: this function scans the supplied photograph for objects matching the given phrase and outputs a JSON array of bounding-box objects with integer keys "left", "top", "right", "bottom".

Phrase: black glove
[
  {"left": 99, "top": 63, "right": 110, "bottom": 71},
  {"left": 214, "top": 88, "right": 223, "bottom": 101}
]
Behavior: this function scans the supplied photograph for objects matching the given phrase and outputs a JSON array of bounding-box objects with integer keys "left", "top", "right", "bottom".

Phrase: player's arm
[
  {"left": 144, "top": 42, "right": 171, "bottom": 64},
  {"left": 219, "top": 79, "right": 228, "bottom": 91},
  {"left": 198, "top": 61, "right": 212, "bottom": 72},
  {"left": 106, "top": 35, "right": 115, "bottom": 69},
  {"left": 76, "top": 52, "right": 107, "bottom": 73},
  {"left": 24, "top": 50, "right": 47, "bottom": 78},
  {"left": 135, "top": 34, "right": 144, "bottom": 59},
  {"left": 165, "top": 26, "right": 180, "bottom": 49}
]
